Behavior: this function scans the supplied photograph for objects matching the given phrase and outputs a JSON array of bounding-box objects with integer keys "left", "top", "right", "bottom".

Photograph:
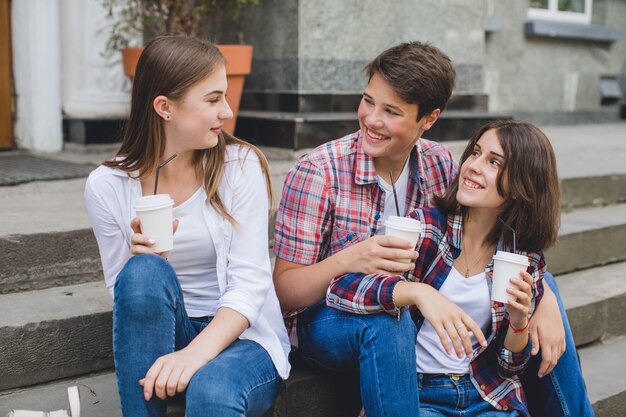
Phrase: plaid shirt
[
  {"left": 274, "top": 130, "right": 458, "bottom": 348},
  {"left": 327, "top": 207, "right": 546, "bottom": 416}
]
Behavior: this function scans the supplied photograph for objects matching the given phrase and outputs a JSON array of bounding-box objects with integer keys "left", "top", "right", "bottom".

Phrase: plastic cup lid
[
  {"left": 492, "top": 250, "right": 529, "bottom": 265},
  {"left": 384, "top": 215, "right": 421, "bottom": 231},
  {"left": 134, "top": 194, "right": 174, "bottom": 211}
]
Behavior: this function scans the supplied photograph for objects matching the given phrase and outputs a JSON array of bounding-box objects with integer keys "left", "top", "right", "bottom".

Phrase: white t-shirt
[
  {"left": 376, "top": 158, "right": 410, "bottom": 235},
  {"left": 168, "top": 187, "right": 220, "bottom": 318},
  {"left": 415, "top": 267, "right": 492, "bottom": 374}
]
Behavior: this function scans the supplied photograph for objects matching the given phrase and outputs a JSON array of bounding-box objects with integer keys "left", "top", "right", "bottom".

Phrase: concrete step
[
  {"left": 0, "top": 281, "right": 113, "bottom": 391},
  {"left": 546, "top": 202, "right": 626, "bottom": 275},
  {"left": 0, "top": 178, "right": 102, "bottom": 295},
  {"left": 0, "top": 372, "right": 119, "bottom": 417},
  {"left": 3, "top": 258, "right": 625, "bottom": 393},
  {"left": 236, "top": 109, "right": 513, "bottom": 149},
  {"left": 2, "top": 174, "right": 624, "bottom": 294},
  {"left": 0, "top": 368, "right": 360, "bottom": 417},
  {"left": 239, "top": 92, "right": 488, "bottom": 114},
  {"left": 1, "top": 337, "right": 624, "bottom": 417},
  {"left": 560, "top": 173, "right": 626, "bottom": 212},
  {"left": 557, "top": 261, "right": 626, "bottom": 346},
  {"left": 580, "top": 336, "right": 626, "bottom": 417},
  {"left": 0, "top": 228, "right": 102, "bottom": 295},
  {"left": 236, "top": 110, "right": 360, "bottom": 149}
]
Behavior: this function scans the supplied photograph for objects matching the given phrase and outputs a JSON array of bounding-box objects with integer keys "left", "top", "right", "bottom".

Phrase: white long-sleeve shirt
[{"left": 84, "top": 145, "right": 290, "bottom": 379}]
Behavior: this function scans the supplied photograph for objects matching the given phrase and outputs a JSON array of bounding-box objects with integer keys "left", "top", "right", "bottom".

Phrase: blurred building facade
[{"left": 4, "top": 0, "right": 626, "bottom": 152}]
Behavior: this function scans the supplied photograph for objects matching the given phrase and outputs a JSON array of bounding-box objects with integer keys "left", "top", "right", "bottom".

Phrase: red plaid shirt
[
  {"left": 273, "top": 130, "right": 458, "bottom": 348},
  {"left": 327, "top": 207, "right": 546, "bottom": 416}
]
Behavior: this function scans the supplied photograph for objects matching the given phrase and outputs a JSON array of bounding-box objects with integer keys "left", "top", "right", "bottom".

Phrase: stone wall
[
  {"left": 232, "top": 0, "right": 624, "bottom": 122},
  {"left": 485, "top": 0, "right": 625, "bottom": 120},
  {"left": 237, "top": 0, "right": 487, "bottom": 95}
]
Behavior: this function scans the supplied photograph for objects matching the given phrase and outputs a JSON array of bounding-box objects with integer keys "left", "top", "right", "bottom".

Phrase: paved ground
[{"left": 1, "top": 122, "right": 625, "bottom": 236}]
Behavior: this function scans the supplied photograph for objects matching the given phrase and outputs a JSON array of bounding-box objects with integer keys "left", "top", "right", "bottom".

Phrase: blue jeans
[
  {"left": 417, "top": 374, "right": 521, "bottom": 416},
  {"left": 295, "top": 301, "right": 420, "bottom": 417},
  {"left": 521, "top": 272, "right": 595, "bottom": 417},
  {"left": 113, "top": 254, "right": 282, "bottom": 417}
]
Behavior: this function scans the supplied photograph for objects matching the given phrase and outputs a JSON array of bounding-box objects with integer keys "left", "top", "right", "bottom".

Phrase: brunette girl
[
  {"left": 85, "top": 35, "right": 290, "bottom": 417},
  {"left": 328, "top": 120, "right": 566, "bottom": 416}
]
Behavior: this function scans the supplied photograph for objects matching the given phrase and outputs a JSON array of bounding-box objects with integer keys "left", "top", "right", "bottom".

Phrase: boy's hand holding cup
[{"left": 384, "top": 216, "right": 422, "bottom": 263}]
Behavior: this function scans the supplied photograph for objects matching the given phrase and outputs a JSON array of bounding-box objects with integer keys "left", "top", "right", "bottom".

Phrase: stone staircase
[
  {"left": 1, "top": 124, "right": 626, "bottom": 416},
  {"left": 235, "top": 92, "right": 511, "bottom": 149}
]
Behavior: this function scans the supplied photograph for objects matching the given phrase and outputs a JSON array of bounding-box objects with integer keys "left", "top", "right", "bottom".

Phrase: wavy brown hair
[
  {"left": 434, "top": 120, "right": 560, "bottom": 252},
  {"left": 104, "top": 35, "right": 272, "bottom": 224}
]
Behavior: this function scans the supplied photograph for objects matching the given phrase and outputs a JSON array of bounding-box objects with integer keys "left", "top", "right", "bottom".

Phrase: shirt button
[
  {"left": 503, "top": 406, "right": 509, "bottom": 411},
  {"left": 480, "top": 385, "right": 486, "bottom": 390},
  {"left": 347, "top": 233, "right": 354, "bottom": 240},
  {"left": 374, "top": 213, "right": 381, "bottom": 220}
]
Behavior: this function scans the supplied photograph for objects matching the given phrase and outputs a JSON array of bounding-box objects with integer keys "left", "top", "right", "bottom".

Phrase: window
[{"left": 528, "top": 0, "right": 592, "bottom": 24}]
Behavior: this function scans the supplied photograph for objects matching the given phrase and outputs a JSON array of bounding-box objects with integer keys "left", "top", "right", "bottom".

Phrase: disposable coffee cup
[
  {"left": 384, "top": 216, "right": 421, "bottom": 263},
  {"left": 134, "top": 194, "right": 174, "bottom": 253},
  {"left": 491, "top": 250, "right": 530, "bottom": 303}
]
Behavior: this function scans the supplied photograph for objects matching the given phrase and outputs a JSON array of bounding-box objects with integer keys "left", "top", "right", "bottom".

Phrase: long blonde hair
[{"left": 104, "top": 35, "right": 272, "bottom": 223}]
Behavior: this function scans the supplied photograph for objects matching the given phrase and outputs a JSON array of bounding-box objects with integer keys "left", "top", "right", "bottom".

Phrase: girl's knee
[
  {"left": 358, "top": 310, "right": 417, "bottom": 352},
  {"left": 366, "top": 309, "right": 416, "bottom": 336},
  {"left": 114, "top": 254, "right": 176, "bottom": 301}
]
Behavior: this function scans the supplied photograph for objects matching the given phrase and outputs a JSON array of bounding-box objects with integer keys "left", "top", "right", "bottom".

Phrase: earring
[{"left": 166, "top": 115, "right": 171, "bottom": 120}]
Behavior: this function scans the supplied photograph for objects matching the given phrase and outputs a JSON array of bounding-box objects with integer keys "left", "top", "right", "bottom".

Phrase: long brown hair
[
  {"left": 104, "top": 35, "right": 272, "bottom": 223},
  {"left": 434, "top": 120, "right": 560, "bottom": 252}
]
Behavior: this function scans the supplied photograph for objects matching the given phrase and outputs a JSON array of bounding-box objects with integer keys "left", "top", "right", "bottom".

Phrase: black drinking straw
[
  {"left": 153, "top": 154, "right": 178, "bottom": 195},
  {"left": 497, "top": 217, "right": 516, "bottom": 253},
  {"left": 390, "top": 169, "right": 413, "bottom": 279},
  {"left": 389, "top": 171, "right": 401, "bottom": 216}
]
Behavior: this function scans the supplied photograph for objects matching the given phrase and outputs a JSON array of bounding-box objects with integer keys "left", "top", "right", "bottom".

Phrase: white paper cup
[
  {"left": 134, "top": 194, "right": 174, "bottom": 253},
  {"left": 491, "top": 250, "right": 530, "bottom": 303},
  {"left": 384, "top": 216, "right": 421, "bottom": 263}
]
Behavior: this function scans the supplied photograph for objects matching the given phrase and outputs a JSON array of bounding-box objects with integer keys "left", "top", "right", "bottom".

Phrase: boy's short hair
[{"left": 365, "top": 41, "right": 456, "bottom": 120}]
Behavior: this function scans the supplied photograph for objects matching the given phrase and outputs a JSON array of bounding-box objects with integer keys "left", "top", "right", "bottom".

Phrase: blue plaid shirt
[{"left": 327, "top": 207, "right": 545, "bottom": 416}]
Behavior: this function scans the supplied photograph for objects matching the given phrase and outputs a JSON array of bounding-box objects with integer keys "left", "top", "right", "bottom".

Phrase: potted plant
[{"left": 101, "top": 0, "right": 259, "bottom": 133}]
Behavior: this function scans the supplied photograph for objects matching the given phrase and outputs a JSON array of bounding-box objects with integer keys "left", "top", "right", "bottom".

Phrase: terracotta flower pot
[
  {"left": 217, "top": 45, "right": 253, "bottom": 134},
  {"left": 120, "top": 44, "right": 253, "bottom": 134},
  {"left": 121, "top": 47, "right": 144, "bottom": 82}
]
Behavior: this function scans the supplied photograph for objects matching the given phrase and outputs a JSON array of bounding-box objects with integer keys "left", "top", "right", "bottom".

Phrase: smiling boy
[{"left": 273, "top": 41, "right": 456, "bottom": 416}]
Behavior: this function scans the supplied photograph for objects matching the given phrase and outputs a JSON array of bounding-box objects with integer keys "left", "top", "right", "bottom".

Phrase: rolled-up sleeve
[
  {"left": 326, "top": 272, "right": 404, "bottom": 316},
  {"left": 497, "top": 343, "right": 532, "bottom": 378}
]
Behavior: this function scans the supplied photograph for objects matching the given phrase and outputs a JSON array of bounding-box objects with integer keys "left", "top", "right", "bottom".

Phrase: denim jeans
[
  {"left": 521, "top": 272, "right": 595, "bottom": 417},
  {"left": 295, "top": 300, "right": 420, "bottom": 417},
  {"left": 113, "top": 254, "right": 282, "bottom": 417},
  {"left": 417, "top": 374, "right": 521, "bottom": 417}
]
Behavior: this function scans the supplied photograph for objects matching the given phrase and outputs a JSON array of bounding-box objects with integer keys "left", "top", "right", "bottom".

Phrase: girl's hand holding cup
[
  {"left": 130, "top": 217, "right": 179, "bottom": 258},
  {"left": 505, "top": 270, "right": 534, "bottom": 330}
]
